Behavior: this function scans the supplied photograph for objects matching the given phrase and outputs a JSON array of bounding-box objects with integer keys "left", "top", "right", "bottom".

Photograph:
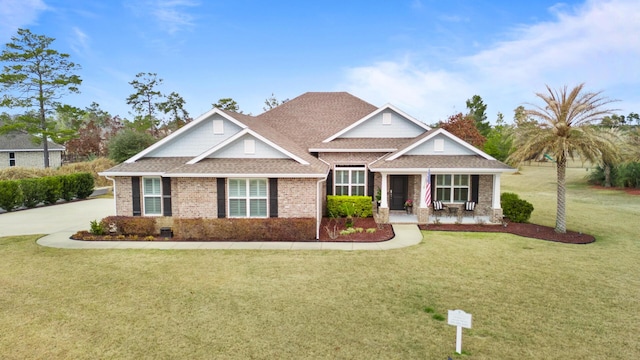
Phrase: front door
[{"left": 389, "top": 175, "right": 408, "bottom": 210}]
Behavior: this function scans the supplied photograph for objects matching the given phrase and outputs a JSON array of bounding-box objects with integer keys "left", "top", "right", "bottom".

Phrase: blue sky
[{"left": 1, "top": 0, "right": 639, "bottom": 124}]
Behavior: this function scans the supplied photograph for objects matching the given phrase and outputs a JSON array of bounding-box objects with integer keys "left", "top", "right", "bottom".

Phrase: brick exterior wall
[
  {"left": 114, "top": 176, "right": 318, "bottom": 219},
  {"left": 0, "top": 151, "right": 62, "bottom": 169},
  {"left": 173, "top": 177, "right": 217, "bottom": 218},
  {"left": 115, "top": 177, "right": 134, "bottom": 216},
  {"left": 277, "top": 178, "right": 318, "bottom": 218}
]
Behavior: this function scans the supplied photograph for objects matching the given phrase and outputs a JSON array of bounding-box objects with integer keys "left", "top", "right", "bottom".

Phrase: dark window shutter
[
  {"left": 217, "top": 178, "right": 226, "bottom": 218},
  {"left": 471, "top": 175, "right": 479, "bottom": 203},
  {"left": 431, "top": 174, "right": 436, "bottom": 202},
  {"left": 326, "top": 170, "right": 333, "bottom": 195},
  {"left": 269, "top": 178, "right": 278, "bottom": 218},
  {"left": 367, "top": 170, "right": 375, "bottom": 197},
  {"left": 162, "top": 177, "right": 172, "bottom": 216},
  {"left": 132, "top": 177, "right": 141, "bottom": 216}
]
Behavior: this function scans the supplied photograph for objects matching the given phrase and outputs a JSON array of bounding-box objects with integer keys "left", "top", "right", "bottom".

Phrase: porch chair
[
  {"left": 464, "top": 201, "right": 476, "bottom": 219},
  {"left": 432, "top": 200, "right": 445, "bottom": 218}
]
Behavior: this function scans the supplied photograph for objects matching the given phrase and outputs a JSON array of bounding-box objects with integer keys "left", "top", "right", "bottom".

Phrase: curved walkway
[{"left": 1, "top": 198, "right": 423, "bottom": 250}]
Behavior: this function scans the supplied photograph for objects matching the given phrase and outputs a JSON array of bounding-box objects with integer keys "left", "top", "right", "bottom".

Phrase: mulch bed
[
  {"left": 318, "top": 217, "right": 394, "bottom": 242},
  {"left": 420, "top": 222, "right": 595, "bottom": 244}
]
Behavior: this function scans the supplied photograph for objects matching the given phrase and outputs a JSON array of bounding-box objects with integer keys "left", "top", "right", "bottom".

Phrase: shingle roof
[
  {"left": 309, "top": 137, "right": 414, "bottom": 151},
  {"left": 0, "top": 130, "right": 65, "bottom": 151},
  {"left": 256, "top": 92, "right": 377, "bottom": 146},
  {"left": 369, "top": 155, "right": 514, "bottom": 171}
]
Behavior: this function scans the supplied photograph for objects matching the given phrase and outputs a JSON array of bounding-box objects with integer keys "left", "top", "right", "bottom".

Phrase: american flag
[{"left": 425, "top": 169, "right": 431, "bottom": 207}]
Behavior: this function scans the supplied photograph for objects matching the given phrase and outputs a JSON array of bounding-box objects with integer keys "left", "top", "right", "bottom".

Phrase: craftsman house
[
  {"left": 100, "top": 92, "right": 514, "bottom": 239},
  {"left": 0, "top": 128, "right": 65, "bottom": 169}
]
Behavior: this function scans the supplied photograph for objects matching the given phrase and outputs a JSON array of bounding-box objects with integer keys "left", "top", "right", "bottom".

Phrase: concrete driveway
[{"left": 0, "top": 198, "right": 115, "bottom": 237}]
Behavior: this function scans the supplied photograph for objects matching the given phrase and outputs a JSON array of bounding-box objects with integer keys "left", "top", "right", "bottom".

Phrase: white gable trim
[
  {"left": 126, "top": 108, "right": 248, "bottom": 163},
  {"left": 187, "top": 128, "right": 310, "bottom": 165},
  {"left": 308, "top": 148, "right": 398, "bottom": 153},
  {"left": 386, "top": 128, "right": 495, "bottom": 161},
  {"left": 322, "top": 104, "right": 430, "bottom": 143},
  {"left": 367, "top": 167, "right": 516, "bottom": 174}
]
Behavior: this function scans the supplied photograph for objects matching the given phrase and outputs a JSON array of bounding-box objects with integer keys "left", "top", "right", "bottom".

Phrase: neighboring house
[
  {"left": 0, "top": 129, "right": 65, "bottom": 169},
  {"left": 100, "top": 92, "right": 514, "bottom": 238}
]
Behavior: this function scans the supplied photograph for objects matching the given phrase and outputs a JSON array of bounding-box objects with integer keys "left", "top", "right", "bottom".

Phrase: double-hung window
[
  {"left": 435, "top": 174, "right": 469, "bottom": 203},
  {"left": 229, "top": 179, "right": 268, "bottom": 217},
  {"left": 9, "top": 152, "right": 15, "bottom": 167},
  {"left": 143, "top": 177, "right": 162, "bottom": 215},
  {"left": 334, "top": 166, "right": 366, "bottom": 196}
]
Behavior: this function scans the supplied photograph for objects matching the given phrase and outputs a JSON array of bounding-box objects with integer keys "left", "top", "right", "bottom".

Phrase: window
[
  {"left": 244, "top": 139, "right": 255, "bottom": 154},
  {"left": 334, "top": 167, "right": 366, "bottom": 196},
  {"left": 9, "top": 152, "right": 15, "bottom": 167},
  {"left": 382, "top": 112, "right": 392, "bottom": 125},
  {"left": 435, "top": 174, "right": 469, "bottom": 203},
  {"left": 213, "top": 119, "right": 224, "bottom": 134},
  {"left": 229, "top": 179, "right": 267, "bottom": 217},
  {"left": 143, "top": 177, "right": 162, "bottom": 215}
]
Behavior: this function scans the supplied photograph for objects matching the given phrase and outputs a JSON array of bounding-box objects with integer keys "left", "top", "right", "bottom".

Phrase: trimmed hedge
[
  {"left": 0, "top": 180, "right": 23, "bottom": 212},
  {"left": 326, "top": 195, "right": 374, "bottom": 218},
  {"left": 100, "top": 216, "right": 157, "bottom": 236},
  {"left": 173, "top": 218, "right": 316, "bottom": 241},
  {"left": 0, "top": 172, "right": 95, "bottom": 211},
  {"left": 501, "top": 192, "right": 534, "bottom": 223}
]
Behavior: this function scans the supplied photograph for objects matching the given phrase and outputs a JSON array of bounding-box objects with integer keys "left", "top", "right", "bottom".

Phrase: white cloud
[
  {"left": 0, "top": 0, "right": 48, "bottom": 41},
  {"left": 341, "top": 0, "right": 640, "bottom": 123},
  {"left": 70, "top": 26, "right": 90, "bottom": 57},
  {"left": 149, "top": 0, "right": 200, "bottom": 35}
]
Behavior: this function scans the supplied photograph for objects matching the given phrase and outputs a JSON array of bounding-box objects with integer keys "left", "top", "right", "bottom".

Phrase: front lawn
[{"left": 0, "top": 164, "right": 638, "bottom": 359}]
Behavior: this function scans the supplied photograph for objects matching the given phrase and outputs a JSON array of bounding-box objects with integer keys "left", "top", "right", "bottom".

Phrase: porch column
[
  {"left": 420, "top": 173, "right": 427, "bottom": 207},
  {"left": 380, "top": 173, "right": 388, "bottom": 208},
  {"left": 492, "top": 173, "right": 501, "bottom": 209}
]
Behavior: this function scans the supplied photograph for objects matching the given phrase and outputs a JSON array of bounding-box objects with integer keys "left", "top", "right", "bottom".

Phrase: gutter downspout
[
  {"left": 104, "top": 176, "right": 116, "bottom": 215},
  {"left": 316, "top": 177, "right": 326, "bottom": 240}
]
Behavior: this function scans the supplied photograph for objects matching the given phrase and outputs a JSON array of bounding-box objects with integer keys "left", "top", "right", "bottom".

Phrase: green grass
[{"left": 1, "top": 165, "right": 639, "bottom": 359}]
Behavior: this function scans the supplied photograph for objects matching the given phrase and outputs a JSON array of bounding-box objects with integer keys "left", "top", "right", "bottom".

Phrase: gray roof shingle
[{"left": 0, "top": 130, "right": 65, "bottom": 151}]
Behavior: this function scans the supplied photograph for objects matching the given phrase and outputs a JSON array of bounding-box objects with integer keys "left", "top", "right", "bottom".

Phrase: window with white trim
[
  {"left": 229, "top": 179, "right": 267, "bottom": 217},
  {"left": 213, "top": 119, "right": 224, "bottom": 134},
  {"left": 435, "top": 174, "right": 469, "bottom": 203},
  {"left": 143, "top": 177, "right": 162, "bottom": 215},
  {"left": 9, "top": 152, "right": 16, "bottom": 167},
  {"left": 334, "top": 166, "right": 366, "bottom": 196}
]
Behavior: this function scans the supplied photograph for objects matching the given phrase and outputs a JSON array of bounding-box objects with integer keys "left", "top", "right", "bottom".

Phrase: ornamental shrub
[
  {"left": 60, "top": 175, "right": 77, "bottom": 201},
  {"left": 326, "top": 195, "right": 373, "bottom": 218},
  {"left": 72, "top": 172, "right": 95, "bottom": 199},
  {"left": 42, "top": 176, "right": 63, "bottom": 205},
  {"left": 100, "top": 216, "right": 157, "bottom": 236},
  {"left": 0, "top": 180, "right": 23, "bottom": 212},
  {"left": 501, "top": 192, "right": 534, "bottom": 223},
  {"left": 173, "top": 218, "right": 316, "bottom": 241},
  {"left": 19, "top": 178, "right": 46, "bottom": 208}
]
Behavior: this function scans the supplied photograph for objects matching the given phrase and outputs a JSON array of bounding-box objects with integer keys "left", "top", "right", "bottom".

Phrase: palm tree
[{"left": 508, "top": 84, "right": 619, "bottom": 233}]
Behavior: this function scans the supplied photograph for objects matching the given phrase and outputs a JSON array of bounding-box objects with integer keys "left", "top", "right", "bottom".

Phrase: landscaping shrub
[
  {"left": 71, "top": 172, "right": 95, "bottom": 199},
  {"left": 18, "top": 178, "right": 47, "bottom": 208},
  {"left": 173, "top": 218, "right": 316, "bottom": 241},
  {"left": 42, "top": 176, "right": 62, "bottom": 205},
  {"left": 501, "top": 192, "right": 534, "bottom": 223},
  {"left": 89, "top": 220, "right": 106, "bottom": 235},
  {"left": 0, "top": 180, "right": 23, "bottom": 212},
  {"left": 100, "top": 216, "right": 157, "bottom": 236},
  {"left": 60, "top": 175, "right": 77, "bottom": 201},
  {"left": 326, "top": 195, "right": 373, "bottom": 218}
]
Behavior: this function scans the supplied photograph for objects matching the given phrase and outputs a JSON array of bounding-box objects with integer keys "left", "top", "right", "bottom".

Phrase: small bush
[
  {"left": 89, "top": 219, "right": 106, "bottom": 235},
  {"left": 19, "top": 178, "right": 46, "bottom": 208},
  {"left": 60, "top": 175, "right": 78, "bottom": 201},
  {"left": 501, "top": 192, "right": 534, "bottom": 223},
  {"left": 0, "top": 180, "right": 23, "bottom": 212},
  {"left": 326, "top": 195, "right": 373, "bottom": 218}
]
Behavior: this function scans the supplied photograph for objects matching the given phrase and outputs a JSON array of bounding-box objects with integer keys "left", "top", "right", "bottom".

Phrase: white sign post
[{"left": 448, "top": 309, "right": 472, "bottom": 354}]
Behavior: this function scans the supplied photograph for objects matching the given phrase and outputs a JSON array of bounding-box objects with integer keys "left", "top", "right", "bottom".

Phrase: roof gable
[
  {"left": 0, "top": 130, "right": 65, "bottom": 151},
  {"left": 387, "top": 128, "right": 495, "bottom": 161},
  {"left": 323, "top": 104, "right": 430, "bottom": 143},
  {"left": 188, "top": 129, "right": 309, "bottom": 165},
  {"left": 127, "top": 108, "right": 247, "bottom": 163}
]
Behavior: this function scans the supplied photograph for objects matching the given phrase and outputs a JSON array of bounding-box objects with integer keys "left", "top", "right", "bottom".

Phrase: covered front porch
[
  {"left": 372, "top": 171, "right": 504, "bottom": 225},
  {"left": 385, "top": 210, "right": 492, "bottom": 224}
]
